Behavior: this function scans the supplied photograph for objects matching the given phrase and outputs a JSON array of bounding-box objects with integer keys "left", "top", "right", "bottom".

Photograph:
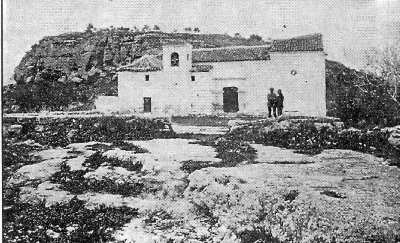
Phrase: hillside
[
  {"left": 3, "top": 28, "right": 265, "bottom": 112},
  {"left": 3, "top": 28, "right": 399, "bottom": 126}
]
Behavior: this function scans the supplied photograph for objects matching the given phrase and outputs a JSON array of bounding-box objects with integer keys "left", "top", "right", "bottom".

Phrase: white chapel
[{"left": 100, "top": 33, "right": 327, "bottom": 116}]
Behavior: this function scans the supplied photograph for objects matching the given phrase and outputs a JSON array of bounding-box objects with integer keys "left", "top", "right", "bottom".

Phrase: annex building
[{"left": 103, "top": 33, "right": 326, "bottom": 116}]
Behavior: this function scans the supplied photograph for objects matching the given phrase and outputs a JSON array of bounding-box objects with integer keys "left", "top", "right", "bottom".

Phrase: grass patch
[{"left": 3, "top": 196, "right": 138, "bottom": 242}]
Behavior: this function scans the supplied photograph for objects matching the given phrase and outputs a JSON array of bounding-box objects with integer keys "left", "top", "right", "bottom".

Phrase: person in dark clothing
[
  {"left": 267, "top": 88, "right": 277, "bottom": 118},
  {"left": 276, "top": 89, "right": 284, "bottom": 116}
]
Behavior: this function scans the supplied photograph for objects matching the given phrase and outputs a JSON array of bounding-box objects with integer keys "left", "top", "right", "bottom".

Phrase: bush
[
  {"left": 180, "top": 138, "right": 257, "bottom": 173},
  {"left": 50, "top": 164, "right": 144, "bottom": 197},
  {"left": 229, "top": 120, "right": 400, "bottom": 165},
  {"left": 180, "top": 160, "right": 216, "bottom": 174},
  {"left": 6, "top": 116, "right": 173, "bottom": 147},
  {"left": 326, "top": 60, "right": 400, "bottom": 127},
  {"left": 83, "top": 151, "right": 143, "bottom": 172},
  {"left": 3, "top": 196, "right": 138, "bottom": 242},
  {"left": 215, "top": 137, "right": 257, "bottom": 164},
  {"left": 2, "top": 140, "right": 42, "bottom": 183}
]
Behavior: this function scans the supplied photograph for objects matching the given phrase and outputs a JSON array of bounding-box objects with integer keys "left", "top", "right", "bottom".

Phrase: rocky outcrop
[
  {"left": 185, "top": 148, "right": 400, "bottom": 242},
  {"left": 5, "top": 29, "right": 265, "bottom": 112}
]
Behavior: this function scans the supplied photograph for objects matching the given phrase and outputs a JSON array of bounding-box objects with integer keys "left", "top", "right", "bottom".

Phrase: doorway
[
  {"left": 143, "top": 97, "right": 151, "bottom": 112},
  {"left": 223, "top": 87, "right": 239, "bottom": 112}
]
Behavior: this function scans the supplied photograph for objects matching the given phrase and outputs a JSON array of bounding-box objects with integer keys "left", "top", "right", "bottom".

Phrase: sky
[{"left": 3, "top": 0, "right": 400, "bottom": 84}]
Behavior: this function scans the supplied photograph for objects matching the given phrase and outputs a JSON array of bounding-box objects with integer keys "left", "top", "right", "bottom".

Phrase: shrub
[
  {"left": 2, "top": 140, "right": 42, "bottom": 183},
  {"left": 229, "top": 120, "right": 400, "bottom": 165},
  {"left": 7, "top": 116, "right": 173, "bottom": 147},
  {"left": 83, "top": 151, "right": 143, "bottom": 172},
  {"left": 180, "top": 160, "right": 216, "bottom": 174},
  {"left": 215, "top": 137, "right": 257, "bottom": 164},
  {"left": 3, "top": 196, "right": 138, "bottom": 242},
  {"left": 50, "top": 162, "right": 144, "bottom": 197}
]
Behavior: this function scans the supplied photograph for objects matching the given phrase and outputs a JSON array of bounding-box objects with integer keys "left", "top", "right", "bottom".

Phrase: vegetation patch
[
  {"left": 180, "top": 160, "right": 216, "bottom": 174},
  {"left": 320, "top": 190, "right": 346, "bottom": 199},
  {"left": 83, "top": 151, "right": 143, "bottom": 172},
  {"left": 283, "top": 190, "right": 300, "bottom": 202},
  {"left": 230, "top": 121, "right": 400, "bottom": 166},
  {"left": 50, "top": 163, "right": 144, "bottom": 197},
  {"left": 2, "top": 140, "right": 43, "bottom": 184},
  {"left": 3, "top": 196, "right": 138, "bottom": 242},
  {"left": 50, "top": 148, "right": 145, "bottom": 196},
  {"left": 215, "top": 137, "right": 257, "bottom": 164},
  {"left": 85, "top": 141, "right": 149, "bottom": 153},
  {"left": 143, "top": 208, "right": 184, "bottom": 231},
  {"left": 5, "top": 116, "right": 173, "bottom": 147}
]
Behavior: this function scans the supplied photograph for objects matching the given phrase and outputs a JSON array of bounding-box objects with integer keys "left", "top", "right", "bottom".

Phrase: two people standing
[{"left": 267, "top": 88, "right": 284, "bottom": 118}]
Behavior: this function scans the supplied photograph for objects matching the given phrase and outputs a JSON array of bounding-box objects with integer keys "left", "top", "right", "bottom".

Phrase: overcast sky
[{"left": 3, "top": 0, "right": 400, "bottom": 84}]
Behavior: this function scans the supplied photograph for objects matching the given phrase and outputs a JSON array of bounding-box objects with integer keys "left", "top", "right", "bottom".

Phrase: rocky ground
[{"left": 3, "top": 117, "right": 400, "bottom": 242}]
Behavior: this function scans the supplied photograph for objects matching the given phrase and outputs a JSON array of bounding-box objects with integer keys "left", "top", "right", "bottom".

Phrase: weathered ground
[{"left": 3, "top": 118, "right": 400, "bottom": 242}]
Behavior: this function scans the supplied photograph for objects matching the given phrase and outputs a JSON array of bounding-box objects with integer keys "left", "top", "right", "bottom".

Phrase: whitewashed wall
[
  {"left": 200, "top": 51, "right": 326, "bottom": 116},
  {"left": 117, "top": 50, "right": 326, "bottom": 116}
]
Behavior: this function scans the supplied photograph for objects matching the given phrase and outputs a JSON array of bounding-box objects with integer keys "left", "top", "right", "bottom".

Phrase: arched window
[{"left": 171, "top": 52, "right": 179, "bottom": 67}]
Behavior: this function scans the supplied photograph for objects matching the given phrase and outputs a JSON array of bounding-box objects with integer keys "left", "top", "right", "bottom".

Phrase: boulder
[
  {"left": 84, "top": 166, "right": 139, "bottom": 183},
  {"left": 388, "top": 125, "right": 400, "bottom": 149},
  {"left": 314, "top": 122, "right": 334, "bottom": 131},
  {"left": 8, "top": 124, "right": 23, "bottom": 135},
  {"left": 70, "top": 76, "right": 83, "bottom": 83},
  {"left": 7, "top": 158, "right": 64, "bottom": 186}
]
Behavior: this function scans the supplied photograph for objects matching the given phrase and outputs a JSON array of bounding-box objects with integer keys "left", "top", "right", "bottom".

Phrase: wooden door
[
  {"left": 223, "top": 87, "right": 239, "bottom": 112},
  {"left": 143, "top": 97, "right": 151, "bottom": 112}
]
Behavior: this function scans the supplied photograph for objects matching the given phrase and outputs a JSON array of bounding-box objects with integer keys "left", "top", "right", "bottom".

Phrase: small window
[
  {"left": 191, "top": 76, "right": 195, "bottom": 81},
  {"left": 187, "top": 54, "right": 189, "bottom": 60},
  {"left": 145, "top": 75, "right": 149, "bottom": 81},
  {"left": 171, "top": 52, "right": 179, "bottom": 66}
]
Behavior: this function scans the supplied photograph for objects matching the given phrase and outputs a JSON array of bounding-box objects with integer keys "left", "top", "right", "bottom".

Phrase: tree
[
  {"left": 86, "top": 23, "right": 94, "bottom": 33},
  {"left": 249, "top": 34, "right": 263, "bottom": 42},
  {"left": 234, "top": 33, "right": 242, "bottom": 38},
  {"left": 366, "top": 42, "right": 400, "bottom": 105},
  {"left": 153, "top": 25, "right": 160, "bottom": 31},
  {"left": 184, "top": 27, "right": 192, "bottom": 32},
  {"left": 193, "top": 27, "right": 200, "bottom": 33},
  {"left": 142, "top": 25, "right": 150, "bottom": 32}
]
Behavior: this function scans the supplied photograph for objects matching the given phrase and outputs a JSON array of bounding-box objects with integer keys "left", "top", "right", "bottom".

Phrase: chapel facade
[{"left": 113, "top": 33, "right": 326, "bottom": 116}]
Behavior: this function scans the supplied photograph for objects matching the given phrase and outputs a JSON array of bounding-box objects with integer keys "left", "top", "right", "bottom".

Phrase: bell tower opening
[{"left": 171, "top": 52, "right": 179, "bottom": 66}]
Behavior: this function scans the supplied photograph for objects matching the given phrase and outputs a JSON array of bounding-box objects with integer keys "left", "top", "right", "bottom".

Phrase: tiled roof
[
  {"left": 192, "top": 46, "right": 270, "bottom": 63},
  {"left": 270, "top": 33, "right": 323, "bottom": 52},
  {"left": 190, "top": 64, "right": 213, "bottom": 72},
  {"left": 118, "top": 34, "right": 323, "bottom": 71},
  {"left": 118, "top": 55, "right": 162, "bottom": 72}
]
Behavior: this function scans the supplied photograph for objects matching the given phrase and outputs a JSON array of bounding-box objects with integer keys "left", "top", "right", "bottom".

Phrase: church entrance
[
  {"left": 223, "top": 87, "right": 239, "bottom": 113},
  {"left": 143, "top": 97, "right": 151, "bottom": 112}
]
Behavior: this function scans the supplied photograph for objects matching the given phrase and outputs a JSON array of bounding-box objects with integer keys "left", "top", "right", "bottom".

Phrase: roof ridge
[
  {"left": 194, "top": 45, "right": 270, "bottom": 51},
  {"left": 272, "top": 33, "right": 322, "bottom": 42}
]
